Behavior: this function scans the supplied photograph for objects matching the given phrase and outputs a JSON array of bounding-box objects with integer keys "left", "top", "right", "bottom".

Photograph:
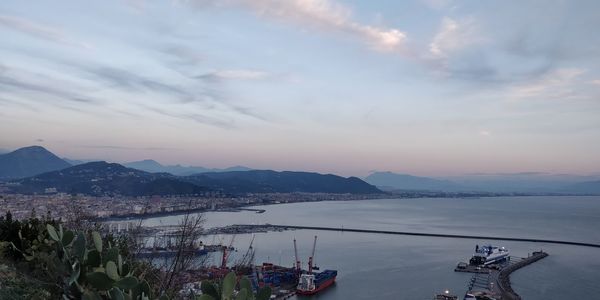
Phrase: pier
[
  {"left": 459, "top": 251, "right": 548, "bottom": 299},
  {"left": 495, "top": 251, "right": 548, "bottom": 300}
]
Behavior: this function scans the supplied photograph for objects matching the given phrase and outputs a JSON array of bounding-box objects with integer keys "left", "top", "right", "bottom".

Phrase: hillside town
[{"left": 0, "top": 192, "right": 386, "bottom": 220}]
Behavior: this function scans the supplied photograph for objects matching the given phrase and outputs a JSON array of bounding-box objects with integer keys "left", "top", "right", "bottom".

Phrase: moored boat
[
  {"left": 434, "top": 290, "right": 458, "bottom": 300},
  {"left": 296, "top": 270, "right": 337, "bottom": 295},
  {"left": 469, "top": 244, "right": 509, "bottom": 266},
  {"left": 294, "top": 236, "right": 338, "bottom": 295}
]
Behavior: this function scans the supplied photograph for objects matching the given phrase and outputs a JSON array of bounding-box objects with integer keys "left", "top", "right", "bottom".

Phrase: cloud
[
  {"left": 142, "top": 104, "right": 235, "bottom": 128},
  {"left": 422, "top": 0, "right": 453, "bottom": 10},
  {"left": 0, "top": 14, "right": 90, "bottom": 48},
  {"left": 509, "top": 68, "right": 585, "bottom": 100},
  {"left": 83, "top": 67, "right": 186, "bottom": 96},
  {"left": 198, "top": 69, "right": 270, "bottom": 81},
  {"left": 79, "top": 65, "right": 268, "bottom": 123},
  {"left": 0, "top": 64, "right": 98, "bottom": 104},
  {"left": 191, "top": 0, "right": 406, "bottom": 52},
  {"left": 429, "top": 17, "right": 479, "bottom": 58},
  {"left": 590, "top": 79, "right": 600, "bottom": 86},
  {"left": 160, "top": 45, "right": 204, "bottom": 66},
  {"left": 478, "top": 130, "right": 491, "bottom": 136},
  {"left": 77, "top": 145, "right": 178, "bottom": 151},
  {"left": 0, "top": 97, "right": 41, "bottom": 111}
]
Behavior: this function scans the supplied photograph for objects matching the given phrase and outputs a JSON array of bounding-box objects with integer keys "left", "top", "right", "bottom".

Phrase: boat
[
  {"left": 294, "top": 236, "right": 338, "bottom": 295},
  {"left": 296, "top": 270, "right": 337, "bottom": 295},
  {"left": 469, "top": 244, "right": 509, "bottom": 266},
  {"left": 434, "top": 290, "right": 458, "bottom": 300},
  {"left": 464, "top": 291, "right": 497, "bottom": 300},
  {"left": 463, "top": 293, "right": 477, "bottom": 300}
]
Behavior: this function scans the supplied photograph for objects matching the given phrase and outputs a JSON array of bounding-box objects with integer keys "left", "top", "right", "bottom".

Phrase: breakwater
[
  {"left": 257, "top": 224, "right": 600, "bottom": 248},
  {"left": 497, "top": 251, "right": 549, "bottom": 300}
]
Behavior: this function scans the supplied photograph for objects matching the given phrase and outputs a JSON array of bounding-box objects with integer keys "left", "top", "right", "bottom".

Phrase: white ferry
[{"left": 469, "top": 244, "right": 509, "bottom": 266}]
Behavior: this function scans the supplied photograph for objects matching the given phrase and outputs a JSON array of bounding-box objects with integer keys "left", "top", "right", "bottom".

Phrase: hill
[
  {"left": 124, "top": 159, "right": 252, "bottom": 176},
  {"left": 186, "top": 170, "right": 381, "bottom": 194},
  {"left": 0, "top": 146, "right": 71, "bottom": 180},
  {"left": 11, "top": 161, "right": 207, "bottom": 196},
  {"left": 9, "top": 163, "right": 380, "bottom": 196},
  {"left": 364, "top": 171, "right": 463, "bottom": 191}
]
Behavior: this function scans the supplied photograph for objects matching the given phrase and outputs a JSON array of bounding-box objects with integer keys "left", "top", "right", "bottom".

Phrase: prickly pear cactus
[
  {"left": 41, "top": 224, "right": 164, "bottom": 300},
  {"left": 197, "top": 271, "right": 271, "bottom": 300}
]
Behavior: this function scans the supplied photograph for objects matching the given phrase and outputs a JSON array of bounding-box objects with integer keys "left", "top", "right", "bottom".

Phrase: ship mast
[{"left": 308, "top": 235, "right": 317, "bottom": 274}]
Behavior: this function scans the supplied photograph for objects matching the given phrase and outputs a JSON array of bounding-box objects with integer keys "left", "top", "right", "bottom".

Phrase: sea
[{"left": 140, "top": 196, "right": 600, "bottom": 299}]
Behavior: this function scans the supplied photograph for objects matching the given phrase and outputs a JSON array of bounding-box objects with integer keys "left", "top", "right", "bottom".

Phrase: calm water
[{"left": 143, "top": 196, "right": 600, "bottom": 299}]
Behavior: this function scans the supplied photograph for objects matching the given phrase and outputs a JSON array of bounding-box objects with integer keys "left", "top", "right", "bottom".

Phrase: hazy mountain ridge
[
  {"left": 186, "top": 170, "right": 381, "bottom": 194},
  {"left": 365, "top": 171, "right": 600, "bottom": 194},
  {"left": 124, "top": 159, "right": 252, "bottom": 176},
  {"left": 365, "top": 172, "right": 464, "bottom": 192},
  {"left": 0, "top": 146, "right": 71, "bottom": 179},
  {"left": 561, "top": 180, "right": 600, "bottom": 194}
]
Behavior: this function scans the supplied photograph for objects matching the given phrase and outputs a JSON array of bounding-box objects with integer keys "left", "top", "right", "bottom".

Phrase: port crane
[
  {"left": 293, "top": 238, "right": 301, "bottom": 273},
  {"left": 235, "top": 234, "right": 255, "bottom": 269},
  {"left": 221, "top": 235, "right": 235, "bottom": 269},
  {"left": 293, "top": 236, "right": 320, "bottom": 274},
  {"left": 308, "top": 235, "right": 318, "bottom": 273}
]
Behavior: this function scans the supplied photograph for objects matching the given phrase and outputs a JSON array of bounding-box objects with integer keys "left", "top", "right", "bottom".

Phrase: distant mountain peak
[
  {"left": 0, "top": 145, "right": 71, "bottom": 179},
  {"left": 139, "top": 159, "right": 161, "bottom": 164},
  {"left": 123, "top": 159, "right": 253, "bottom": 176}
]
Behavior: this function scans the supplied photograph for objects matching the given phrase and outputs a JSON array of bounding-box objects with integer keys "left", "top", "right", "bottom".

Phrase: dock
[
  {"left": 496, "top": 251, "right": 548, "bottom": 300},
  {"left": 460, "top": 251, "right": 549, "bottom": 300}
]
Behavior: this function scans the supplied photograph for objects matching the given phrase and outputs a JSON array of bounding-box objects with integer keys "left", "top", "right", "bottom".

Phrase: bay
[{"left": 141, "top": 196, "right": 600, "bottom": 299}]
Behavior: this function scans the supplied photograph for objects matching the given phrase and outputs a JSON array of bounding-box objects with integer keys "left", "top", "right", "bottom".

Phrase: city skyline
[{"left": 1, "top": 0, "right": 600, "bottom": 176}]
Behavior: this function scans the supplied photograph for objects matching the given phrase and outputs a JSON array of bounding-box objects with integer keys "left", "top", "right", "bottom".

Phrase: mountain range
[
  {"left": 187, "top": 170, "right": 380, "bottom": 194},
  {"left": 9, "top": 161, "right": 380, "bottom": 196},
  {"left": 1, "top": 146, "right": 380, "bottom": 196},
  {"left": 561, "top": 180, "right": 600, "bottom": 194},
  {"left": 364, "top": 172, "right": 463, "bottom": 192},
  {"left": 12, "top": 161, "right": 207, "bottom": 196},
  {"left": 1, "top": 145, "right": 599, "bottom": 195},
  {"left": 364, "top": 171, "right": 600, "bottom": 194}
]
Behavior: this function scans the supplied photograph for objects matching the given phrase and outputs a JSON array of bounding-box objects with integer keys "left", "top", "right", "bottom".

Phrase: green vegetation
[
  {"left": 195, "top": 272, "right": 271, "bottom": 300},
  {"left": 0, "top": 212, "right": 271, "bottom": 300},
  {"left": 0, "top": 211, "right": 160, "bottom": 299}
]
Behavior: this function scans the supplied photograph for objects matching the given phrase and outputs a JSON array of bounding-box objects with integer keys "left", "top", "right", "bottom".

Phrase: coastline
[{"left": 94, "top": 193, "right": 593, "bottom": 222}]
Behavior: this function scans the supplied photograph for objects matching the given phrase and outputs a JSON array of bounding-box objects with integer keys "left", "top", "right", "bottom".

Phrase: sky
[{"left": 1, "top": 0, "right": 599, "bottom": 177}]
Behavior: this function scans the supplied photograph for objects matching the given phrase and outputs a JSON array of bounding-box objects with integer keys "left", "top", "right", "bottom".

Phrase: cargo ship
[
  {"left": 469, "top": 244, "right": 509, "bottom": 266},
  {"left": 294, "top": 236, "right": 338, "bottom": 295},
  {"left": 297, "top": 270, "right": 337, "bottom": 295}
]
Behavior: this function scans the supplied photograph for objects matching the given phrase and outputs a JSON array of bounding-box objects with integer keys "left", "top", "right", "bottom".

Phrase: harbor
[
  {"left": 101, "top": 197, "right": 600, "bottom": 299},
  {"left": 454, "top": 249, "right": 549, "bottom": 300}
]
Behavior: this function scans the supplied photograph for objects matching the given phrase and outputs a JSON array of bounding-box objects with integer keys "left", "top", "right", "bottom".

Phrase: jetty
[
  {"left": 496, "top": 251, "right": 548, "bottom": 300},
  {"left": 459, "top": 251, "right": 548, "bottom": 300}
]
